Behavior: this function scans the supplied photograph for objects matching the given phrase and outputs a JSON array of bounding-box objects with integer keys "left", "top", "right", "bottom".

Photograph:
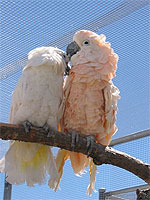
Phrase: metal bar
[
  {"left": 99, "top": 188, "right": 106, "bottom": 200},
  {"left": 105, "top": 184, "right": 150, "bottom": 197},
  {"left": 110, "top": 129, "right": 150, "bottom": 147},
  {"left": 3, "top": 175, "right": 12, "bottom": 200},
  {"left": 106, "top": 196, "right": 125, "bottom": 200}
]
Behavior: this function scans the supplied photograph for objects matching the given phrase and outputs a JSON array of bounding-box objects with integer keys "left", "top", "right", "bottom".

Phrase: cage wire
[
  {"left": 0, "top": 0, "right": 150, "bottom": 199},
  {"left": 97, "top": 135, "right": 150, "bottom": 200},
  {"left": 105, "top": 192, "right": 138, "bottom": 200},
  {"left": 104, "top": 184, "right": 150, "bottom": 200}
]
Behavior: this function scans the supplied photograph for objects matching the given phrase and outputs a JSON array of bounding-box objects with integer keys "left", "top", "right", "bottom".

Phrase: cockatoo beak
[
  {"left": 65, "top": 64, "right": 70, "bottom": 76},
  {"left": 64, "top": 56, "right": 71, "bottom": 76},
  {"left": 66, "top": 41, "right": 80, "bottom": 59},
  {"left": 61, "top": 53, "right": 70, "bottom": 76}
]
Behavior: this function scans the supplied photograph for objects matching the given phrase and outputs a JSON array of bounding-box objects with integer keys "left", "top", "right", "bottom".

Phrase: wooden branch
[{"left": 0, "top": 122, "right": 150, "bottom": 184}]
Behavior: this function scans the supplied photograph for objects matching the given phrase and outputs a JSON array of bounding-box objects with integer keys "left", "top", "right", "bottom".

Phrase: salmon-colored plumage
[{"left": 54, "top": 30, "right": 120, "bottom": 194}]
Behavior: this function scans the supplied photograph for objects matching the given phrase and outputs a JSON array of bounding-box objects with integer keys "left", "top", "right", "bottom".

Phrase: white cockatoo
[{"left": 0, "top": 46, "right": 69, "bottom": 188}]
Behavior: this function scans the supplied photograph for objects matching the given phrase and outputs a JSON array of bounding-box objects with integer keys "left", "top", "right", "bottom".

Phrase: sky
[{"left": 0, "top": 0, "right": 150, "bottom": 199}]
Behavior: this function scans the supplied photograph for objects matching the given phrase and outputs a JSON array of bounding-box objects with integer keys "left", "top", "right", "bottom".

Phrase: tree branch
[{"left": 0, "top": 122, "right": 150, "bottom": 184}]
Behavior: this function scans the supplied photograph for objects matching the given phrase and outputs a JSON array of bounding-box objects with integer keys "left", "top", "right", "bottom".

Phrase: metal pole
[
  {"left": 104, "top": 184, "right": 150, "bottom": 198},
  {"left": 3, "top": 174, "right": 12, "bottom": 200},
  {"left": 99, "top": 188, "right": 106, "bottom": 200},
  {"left": 110, "top": 129, "right": 150, "bottom": 147}
]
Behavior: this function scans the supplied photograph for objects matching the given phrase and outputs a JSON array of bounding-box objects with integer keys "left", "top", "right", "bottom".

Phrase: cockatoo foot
[
  {"left": 42, "top": 123, "right": 51, "bottom": 137},
  {"left": 23, "top": 120, "right": 34, "bottom": 134},
  {"left": 71, "top": 130, "right": 79, "bottom": 151},
  {"left": 87, "top": 136, "right": 95, "bottom": 157}
]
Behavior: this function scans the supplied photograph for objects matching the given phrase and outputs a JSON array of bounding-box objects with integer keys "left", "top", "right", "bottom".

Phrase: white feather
[{"left": 0, "top": 46, "right": 67, "bottom": 187}]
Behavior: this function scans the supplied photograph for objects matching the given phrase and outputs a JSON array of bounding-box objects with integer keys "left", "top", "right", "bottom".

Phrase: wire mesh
[
  {"left": 105, "top": 192, "right": 137, "bottom": 200},
  {"left": 0, "top": 0, "right": 150, "bottom": 199},
  {"left": 104, "top": 184, "right": 150, "bottom": 200},
  {"left": 0, "top": 0, "right": 149, "bottom": 80},
  {"left": 96, "top": 136, "right": 150, "bottom": 192}
]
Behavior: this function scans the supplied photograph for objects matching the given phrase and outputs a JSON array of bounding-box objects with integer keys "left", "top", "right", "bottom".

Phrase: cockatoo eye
[{"left": 82, "top": 40, "right": 90, "bottom": 46}]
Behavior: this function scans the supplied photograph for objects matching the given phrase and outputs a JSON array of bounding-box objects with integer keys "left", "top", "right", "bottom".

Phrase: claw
[
  {"left": 71, "top": 130, "right": 79, "bottom": 150},
  {"left": 23, "top": 121, "right": 48, "bottom": 135},
  {"left": 43, "top": 123, "right": 51, "bottom": 137},
  {"left": 23, "top": 120, "right": 33, "bottom": 134},
  {"left": 87, "top": 135, "right": 95, "bottom": 157}
]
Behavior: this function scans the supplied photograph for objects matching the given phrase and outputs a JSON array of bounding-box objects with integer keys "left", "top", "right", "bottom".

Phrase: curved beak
[
  {"left": 65, "top": 64, "right": 70, "bottom": 76},
  {"left": 66, "top": 41, "right": 80, "bottom": 59},
  {"left": 60, "top": 53, "right": 70, "bottom": 76}
]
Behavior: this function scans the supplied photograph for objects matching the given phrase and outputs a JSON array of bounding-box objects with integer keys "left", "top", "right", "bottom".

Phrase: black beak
[
  {"left": 61, "top": 53, "right": 70, "bottom": 76},
  {"left": 65, "top": 64, "right": 70, "bottom": 76},
  {"left": 66, "top": 41, "right": 80, "bottom": 59}
]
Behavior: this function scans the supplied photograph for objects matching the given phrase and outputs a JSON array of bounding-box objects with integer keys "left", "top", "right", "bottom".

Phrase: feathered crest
[
  {"left": 72, "top": 30, "right": 119, "bottom": 79},
  {"left": 24, "top": 47, "right": 66, "bottom": 74}
]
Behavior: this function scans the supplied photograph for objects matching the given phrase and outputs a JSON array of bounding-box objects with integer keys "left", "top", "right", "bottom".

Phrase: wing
[
  {"left": 53, "top": 73, "right": 74, "bottom": 191},
  {"left": 59, "top": 73, "right": 74, "bottom": 132},
  {"left": 99, "top": 83, "right": 120, "bottom": 145},
  {"left": 9, "top": 76, "right": 24, "bottom": 124}
]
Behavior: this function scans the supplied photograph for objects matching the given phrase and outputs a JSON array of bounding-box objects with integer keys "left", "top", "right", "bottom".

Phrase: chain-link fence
[
  {"left": 98, "top": 130, "right": 150, "bottom": 200},
  {"left": 0, "top": 0, "right": 149, "bottom": 199}
]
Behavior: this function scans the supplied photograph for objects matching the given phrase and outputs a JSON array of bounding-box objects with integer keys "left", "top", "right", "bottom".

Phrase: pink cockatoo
[{"left": 53, "top": 30, "right": 120, "bottom": 195}]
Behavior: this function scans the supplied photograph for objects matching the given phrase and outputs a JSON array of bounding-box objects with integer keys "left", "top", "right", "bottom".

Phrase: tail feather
[
  {"left": 0, "top": 141, "right": 58, "bottom": 186},
  {"left": 49, "top": 150, "right": 96, "bottom": 195},
  {"left": 87, "top": 158, "right": 97, "bottom": 196},
  {"left": 49, "top": 149, "right": 69, "bottom": 191},
  {"left": 69, "top": 152, "right": 89, "bottom": 175},
  {"left": 47, "top": 148, "right": 60, "bottom": 189}
]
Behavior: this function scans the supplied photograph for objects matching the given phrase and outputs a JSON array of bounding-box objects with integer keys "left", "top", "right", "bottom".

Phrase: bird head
[
  {"left": 25, "top": 47, "right": 70, "bottom": 76},
  {"left": 66, "top": 30, "right": 118, "bottom": 79}
]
